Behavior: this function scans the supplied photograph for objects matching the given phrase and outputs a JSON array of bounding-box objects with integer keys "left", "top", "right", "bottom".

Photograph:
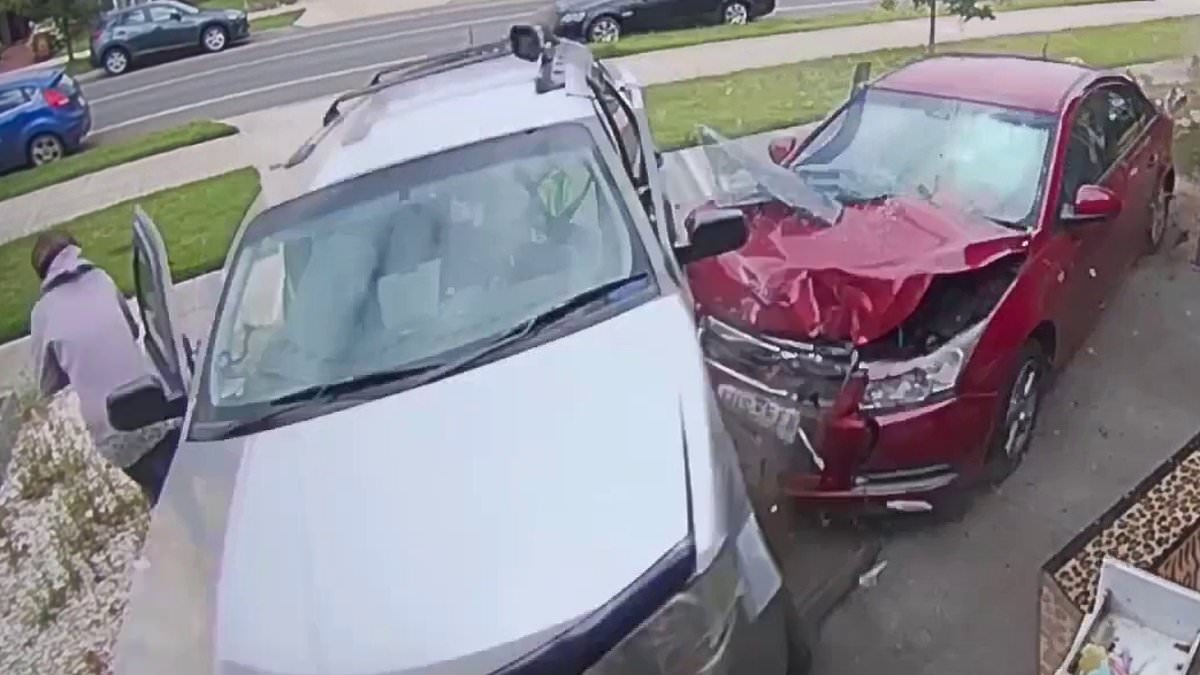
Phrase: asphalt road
[{"left": 81, "top": 0, "right": 876, "bottom": 143}]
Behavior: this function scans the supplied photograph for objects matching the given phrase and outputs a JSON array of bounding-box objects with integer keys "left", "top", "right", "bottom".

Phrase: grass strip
[
  {"left": 0, "top": 168, "right": 261, "bottom": 345},
  {"left": 250, "top": 9, "right": 306, "bottom": 31},
  {"left": 0, "top": 121, "right": 239, "bottom": 203},
  {"left": 645, "top": 16, "right": 1200, "bottom": 150},
  {"left": 593, "top": 0, "right": 1136, "bottom": 59}
]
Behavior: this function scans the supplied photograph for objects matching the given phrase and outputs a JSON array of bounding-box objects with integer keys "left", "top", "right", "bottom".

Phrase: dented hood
[
  {"left": 686, "top": 126, "right": 1029, "bottom": 345},
  {"left": 686, "top": 198, "right": 1028, "bottom": 346}
]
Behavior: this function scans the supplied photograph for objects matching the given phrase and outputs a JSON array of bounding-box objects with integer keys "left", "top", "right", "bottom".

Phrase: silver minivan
[{"left": 108, "top": 28, "right": 811, "bottom": 675}]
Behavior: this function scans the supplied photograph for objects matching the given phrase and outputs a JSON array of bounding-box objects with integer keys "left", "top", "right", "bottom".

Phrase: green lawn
[
  {"left": 250, "top": 9, "right": 305, "bottom": 31},
  {"left": 0, "top": 168, "right": 261, "bottom": 345},
  {"left": 592, "top": 0, "right": 1133, "bottom": 59},
  {"left": 0, "top": 121, "right": 237, "bottom": 203},
  {"left": 646, "top": 16, "right": 1200, "bottom": 150}
]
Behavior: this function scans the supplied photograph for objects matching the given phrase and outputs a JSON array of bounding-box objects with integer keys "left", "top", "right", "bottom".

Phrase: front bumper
[
  {"left": 232, "top": 18, "right": 251, "bottom": 40},
  {"left": 702, "top": 318, "right": 999, "bottom": 508}
]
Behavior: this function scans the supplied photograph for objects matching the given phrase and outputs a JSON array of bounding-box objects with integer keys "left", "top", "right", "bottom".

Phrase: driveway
[{"left": 800, "top": 185, "right": 1200, "bottom": 675}]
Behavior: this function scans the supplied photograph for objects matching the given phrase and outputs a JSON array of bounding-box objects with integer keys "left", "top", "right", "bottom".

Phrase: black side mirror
[
  {"left": 676, "top": 207, "right": 748, "bottom": 266},
  {"left": 170, "top": 11, "right": 182, "bottom": 20},
  {"left": 107, "top": 376, "right": 186, "bottom": 432}
]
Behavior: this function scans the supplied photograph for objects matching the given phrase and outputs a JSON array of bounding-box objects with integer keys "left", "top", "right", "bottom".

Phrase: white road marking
[
  {"left": 89, "top": 10, "right": 529, "bottom": 105},
  {"left": 90, "top": 56, "right": 424, "bottom": 136}
]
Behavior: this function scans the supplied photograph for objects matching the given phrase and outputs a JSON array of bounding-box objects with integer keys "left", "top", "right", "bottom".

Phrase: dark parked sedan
[
  {"left": 554, "top": 0, "right": 776, "bottom": 43},
  {"left": 90, "top": 0, "right": 251, "bottom": 76}
]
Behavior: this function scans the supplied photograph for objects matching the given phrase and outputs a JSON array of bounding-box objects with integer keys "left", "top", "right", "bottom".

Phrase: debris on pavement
[{"left": 858, "top": 560, "right": 888, "bottom": 588}]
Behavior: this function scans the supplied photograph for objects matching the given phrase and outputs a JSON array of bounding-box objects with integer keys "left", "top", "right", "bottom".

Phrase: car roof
[
  {"left": 280, "top": 47, "right": 603, "bottom": 198},
  {"left": 873, "top": 54, "right": 1098, "bottom": 114},
  {"left": 0, "top": 67, "right": 62, "bottom": 90}
]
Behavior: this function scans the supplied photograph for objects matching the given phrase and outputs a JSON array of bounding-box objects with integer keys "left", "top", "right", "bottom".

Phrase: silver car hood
[{"left": 113, "top": 295, "right": 719, "bottom": 675}]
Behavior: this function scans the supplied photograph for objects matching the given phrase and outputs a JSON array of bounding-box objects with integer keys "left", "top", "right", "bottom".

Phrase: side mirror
[
  {"left": 1062, "top": 184, "right": 1122, "bottom": 224},
  {"left": 676, "top": 208, "right": 748, "bottom": 266},
  {"left": 107, "top": 376, "right": 186, "bottom": 432}
]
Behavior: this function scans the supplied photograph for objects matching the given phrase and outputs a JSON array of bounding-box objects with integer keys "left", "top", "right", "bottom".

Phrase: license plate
[{"left": 717, "top": 383, "right": 802, "bottom": 444}]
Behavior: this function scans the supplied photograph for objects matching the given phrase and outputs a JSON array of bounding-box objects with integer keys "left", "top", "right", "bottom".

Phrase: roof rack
[
  {"left": 321, "top": 39, "right": 512, "bottom": 127},
  {"left": 280, "top": 25, "right": 586, "bottom": 170}
]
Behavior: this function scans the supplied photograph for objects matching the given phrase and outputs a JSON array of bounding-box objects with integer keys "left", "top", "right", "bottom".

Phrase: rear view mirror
[
  {"left": 768, "top": 135, "right": 801, "bottom": 167},
  {"left": 107, "top": 376, "right": 186, "bottom": 432},
  {"left": 676, "top": 208, "right": 748, "bottom": 265},
  {"left": 1062, "top": 184, "right": 1122, "bottom": 224},
  {"left": 170, "top": 10, "right": 182, "bottom": 20}
]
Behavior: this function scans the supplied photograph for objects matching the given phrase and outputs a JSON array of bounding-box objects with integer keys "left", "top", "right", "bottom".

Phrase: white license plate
[{"left": 717, "top": 383, "right": 802, "bottom": 444}]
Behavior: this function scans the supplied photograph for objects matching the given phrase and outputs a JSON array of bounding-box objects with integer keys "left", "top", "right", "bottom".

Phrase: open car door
[{"left": 132, "top": 205, "right": 190, "bottom": 399}]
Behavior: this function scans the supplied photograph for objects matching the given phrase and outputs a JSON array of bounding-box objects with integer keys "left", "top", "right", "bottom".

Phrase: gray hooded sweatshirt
[{"left": 30, "top": 246, "right": 160, "bottom": 466}]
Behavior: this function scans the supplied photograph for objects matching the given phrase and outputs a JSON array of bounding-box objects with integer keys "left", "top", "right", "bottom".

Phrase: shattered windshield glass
[
  {"left": 795, "top": 89, "right": 1056, "bottom": 228},
  {"left": 695, "top": 125, "right": 844, "bottom": 224}
]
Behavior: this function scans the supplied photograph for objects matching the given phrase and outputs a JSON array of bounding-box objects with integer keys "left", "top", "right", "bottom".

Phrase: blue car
[{"left": 0, "top": 68, "right": 92, "bottom": 173}]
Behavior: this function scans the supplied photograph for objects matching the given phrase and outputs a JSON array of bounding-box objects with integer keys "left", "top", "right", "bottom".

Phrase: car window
[
  {"left": 147, "top": 6, "right": 180, "bottom": 22},
  {"left": 0, "top": 88, "right": 28, "bottom": 114},
  {"left": 1101, "top": 83, "right": 1155, "bottom": 159},
  {"left": 1058, "top": 91, "right": 1109, "bottom": 212},
  {"left": 796, "top": 88, "right": 1055, "bottom": 228},
  {"left": 120, "top": 9, "right": 149, "bottom": 25},
  {"left": 196, "top": 123, "right": 651, "bottom": 421},
  {"left": 595, "top": 79, "right": 646, "bottom": 191}
]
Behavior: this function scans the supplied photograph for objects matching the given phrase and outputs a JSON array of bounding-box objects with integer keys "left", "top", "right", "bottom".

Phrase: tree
[
  {"left": 0, "top": 0, "right": 103, "bottom": 63},
  {"left": 879, "top": 0, "right": 996, "bottom": 52}
]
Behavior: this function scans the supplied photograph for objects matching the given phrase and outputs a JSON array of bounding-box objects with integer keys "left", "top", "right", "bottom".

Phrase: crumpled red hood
[{"left": 686, "top": 198, "right": 1030, "bottom": 345}]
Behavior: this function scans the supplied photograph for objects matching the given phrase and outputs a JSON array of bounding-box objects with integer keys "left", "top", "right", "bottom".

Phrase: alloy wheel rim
[
  {"left": 31, "top": 136, "right": 62, "bottom": 166},
  {"left": 590, "top": 19, "right": 619, "bottom": 43},
  {"left": 724, "top": 3, "right": 749, "bottom": 24},
  {"left": 1003, "top": 361, "right": 1040, "bottom": 459},
  {"left": 1149, "top": 190, "right": 1168, "bottom": 247},
  {"left": 106, "top": 51, "right": 127, "bottom": 73},
  {"left": 205, "top": 29, "right": 226, "bottom": 50}
]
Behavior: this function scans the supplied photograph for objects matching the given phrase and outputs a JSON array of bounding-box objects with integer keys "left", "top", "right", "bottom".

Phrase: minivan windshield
[
  {"left": 195, "top": 123, "right": 651, "bottom": 427},
  {"left": 796, "top": 89, "right": 1057, "bottom": 228}
]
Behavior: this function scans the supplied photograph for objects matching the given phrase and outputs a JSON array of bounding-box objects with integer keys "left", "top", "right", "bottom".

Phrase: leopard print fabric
[
  {"left": 1157, "top": 527, "right": 1200, "bottom": 593},
  {"left": 1039, "top": 574, "right": 1085, "bottom": 675},
  {"left": 1052, "top": 445, "right": 1200, "bottom": 609}
]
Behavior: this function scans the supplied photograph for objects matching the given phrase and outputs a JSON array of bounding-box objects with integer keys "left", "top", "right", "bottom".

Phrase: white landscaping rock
[{"left": 0, "top": 393, "right": 148, "bottom": 675}]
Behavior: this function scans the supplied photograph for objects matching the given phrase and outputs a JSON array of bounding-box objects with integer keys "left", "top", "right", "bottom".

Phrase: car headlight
[
  {"left": 587, "top": 540, "right": 742, "bottom": 674},
  {"left": 560, "top": 11, "right": 587, "bottom": 23},
  {"left": 226, "top": 10, "right": 245, "bottom": 19},
  {"left": 861, "top": 321, "right": 987, "bottom": 411}
]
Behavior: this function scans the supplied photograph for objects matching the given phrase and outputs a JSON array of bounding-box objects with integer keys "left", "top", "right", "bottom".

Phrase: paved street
[
  {"left": 807, "top": 188, "right": 1200, "bottom": 675},
  {"left": 80, "top": 0, "right": 877, "bottom": 142}
]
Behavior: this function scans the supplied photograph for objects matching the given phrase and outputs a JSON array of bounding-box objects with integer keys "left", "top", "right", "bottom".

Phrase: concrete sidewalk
[
  {"left": 611, "top": 0, "right": 1200, "bottom": 85},
  {"left": 0, "top": 96, "right": 329, "bottom": 247}
]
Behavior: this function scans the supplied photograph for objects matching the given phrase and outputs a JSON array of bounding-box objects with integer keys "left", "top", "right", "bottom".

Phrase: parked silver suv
[{"left": 108, "top": 26, "right": 810, "bottom": 675}]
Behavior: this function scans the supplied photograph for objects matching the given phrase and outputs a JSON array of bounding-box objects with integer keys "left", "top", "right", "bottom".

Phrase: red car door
[
  {"left": 1044, "top": 88, "right": 1120, "bottom": 358},
  {"left": 1094, "top": 82, "right": 1162, "bottom": 281}
]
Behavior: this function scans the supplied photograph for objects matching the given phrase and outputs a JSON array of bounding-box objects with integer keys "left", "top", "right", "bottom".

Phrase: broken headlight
[{"left": 861, "top": 321, "right": 986, "bottom": 411}]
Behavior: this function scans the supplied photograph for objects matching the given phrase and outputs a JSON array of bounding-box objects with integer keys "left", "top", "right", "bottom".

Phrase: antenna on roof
[{"left": 1041, "top": 36, "right": 1050, "bottom": 60}]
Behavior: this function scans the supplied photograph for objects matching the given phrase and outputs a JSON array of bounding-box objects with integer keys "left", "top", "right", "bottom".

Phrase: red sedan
[{"left": 688, "top": 54, "right": 1176, "bottom": 513}]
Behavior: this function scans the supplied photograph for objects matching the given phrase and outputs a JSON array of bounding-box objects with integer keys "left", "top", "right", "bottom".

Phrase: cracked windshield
[{"left": 0, "top": 0, "right": 1198, "bottom": 674}]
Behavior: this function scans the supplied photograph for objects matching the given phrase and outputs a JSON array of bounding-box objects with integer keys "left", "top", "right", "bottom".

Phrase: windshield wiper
[
  {"left": 201, "top": 274, "right": 652, "bottom": 440},
  {"left": 397, "top": 272, "right": 653, "bottom": 392}
]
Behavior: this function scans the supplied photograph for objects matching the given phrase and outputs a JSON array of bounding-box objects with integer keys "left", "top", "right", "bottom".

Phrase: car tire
[
  {"left": 587, "top": 15, "right": 621, "bottom": 43},
  {"left": 984, "top": 340, "right": 1048, "bottom": 484},
  {"left": 201, "top": 25, "right": 229, "bottom": 53},
  {"left": 1146, "top": 180, "right": 1171, "bottom": 254},
  {"left": 27, "top": 133, "right": 65, "bottom": 167},
  {"left": 722, "top": 1, "right": 752, "bottom": 25},
  {"left": 103, "top": 47, "right": 131, "bottom": 76}
]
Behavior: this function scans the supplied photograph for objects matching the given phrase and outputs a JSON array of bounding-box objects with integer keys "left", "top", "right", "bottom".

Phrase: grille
[{"left": 700, "top": 316, "right": 857, "bottom": 474}]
